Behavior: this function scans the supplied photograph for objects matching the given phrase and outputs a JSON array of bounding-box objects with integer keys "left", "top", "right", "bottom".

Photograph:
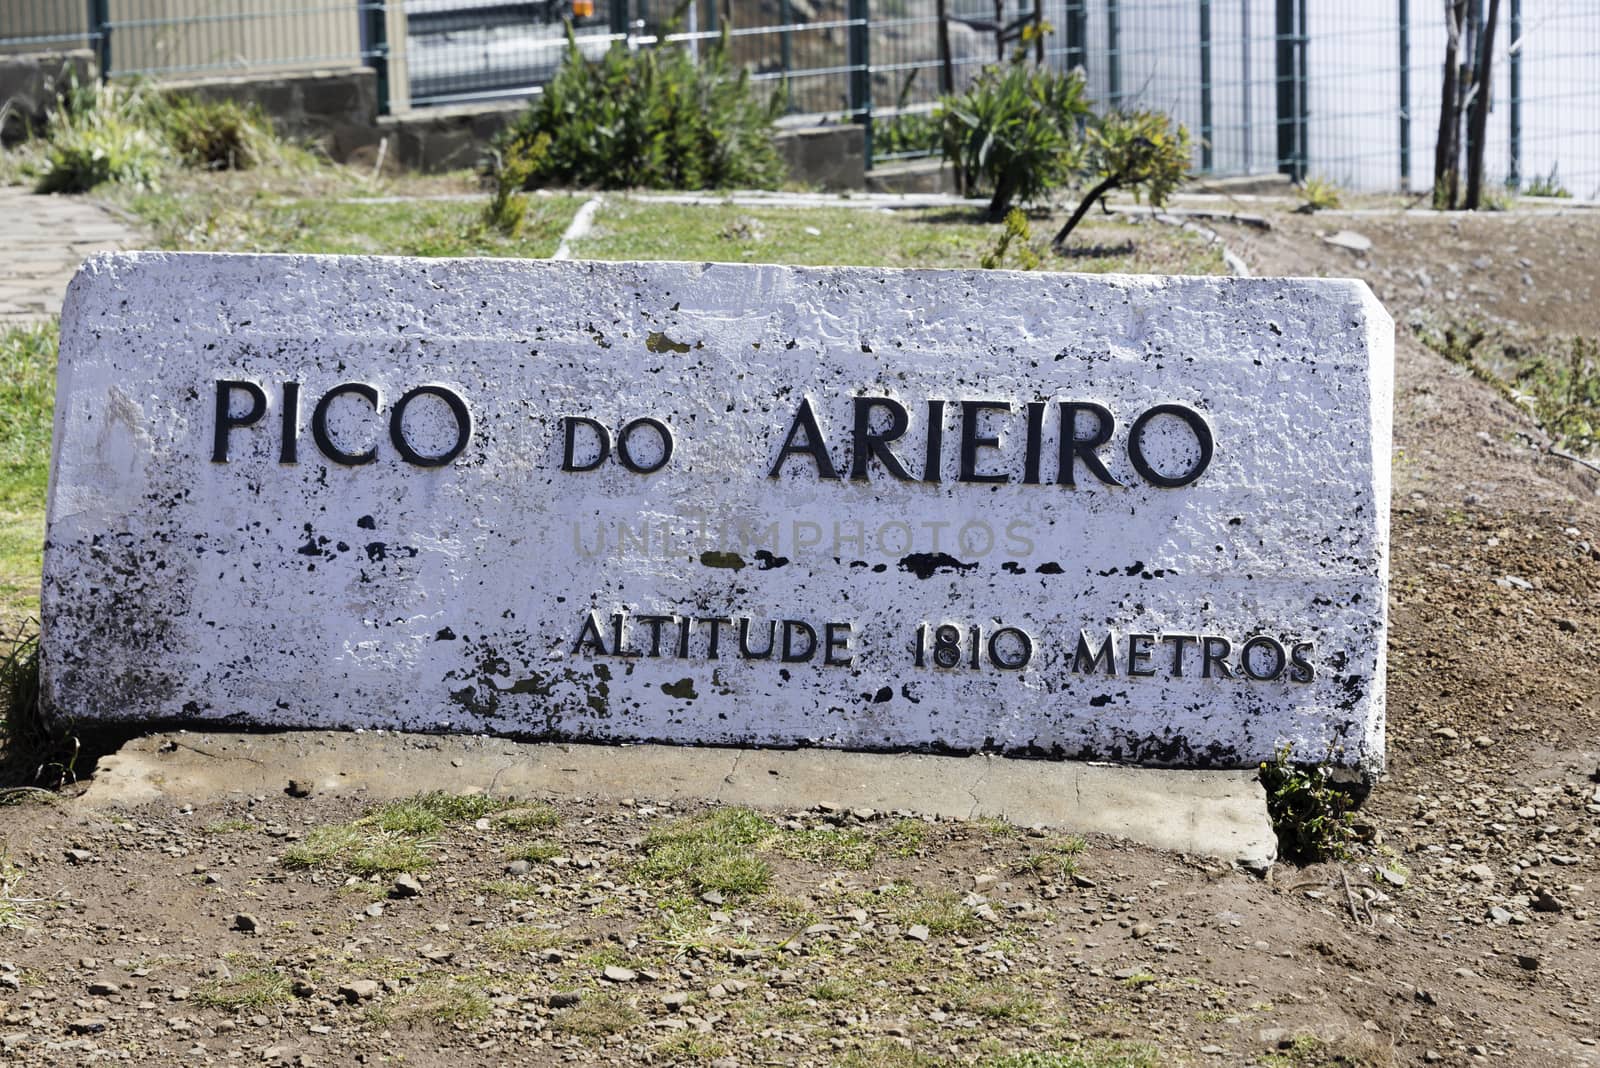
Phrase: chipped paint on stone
[{"left": 42, "top": 253, "right": 1393, "bottom": 771}]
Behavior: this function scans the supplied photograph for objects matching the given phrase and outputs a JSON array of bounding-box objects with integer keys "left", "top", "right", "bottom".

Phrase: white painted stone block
[{"left": 43, "top": 253, "right": 1393, "bottom": 771}]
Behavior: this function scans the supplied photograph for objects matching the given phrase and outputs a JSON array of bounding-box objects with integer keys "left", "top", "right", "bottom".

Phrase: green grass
[
  {"left": 571, "top": 201, "right": 1228, "bottom": 275},
  {"left": 978, "top": 1044, "right": 1161, "bottom": 1068},
  {"left": 1015, "top": 836, "right": 1087, "bottom": 879},
  {"left": 504, "top": 839, "right": 561, "bottom": 864},
  {"left": 192, "top": 967, "right": 293, "bottom": 1010},
  {"left": 125, "top": 187, "right": 583, "bottom": 260},
  {"left": 551, "top": 992, "right": 644, "bottom": 1036},
  {"left": 369, "top": 791, "right": 505, "bottom": 835},
  {"left": 637, "top": 807, "right": 775, "bottom": 897},
  {"left": 496, "top": 803, "right": 560, "bottom": 831},
  {"left": 0, "top": 849, "right": 28, "bottom": 929},
  {"left": 772, "top": 826, "right": 878, "bottom": 869},
  {"left": 484, "top": 924, "right": 562, "bottom": 955},
  {"left": 368, "top": 977, "right": 492, "bottom": 1029},
  {"left": 0, "top": 321, "right": 55, "bottom": 628}
]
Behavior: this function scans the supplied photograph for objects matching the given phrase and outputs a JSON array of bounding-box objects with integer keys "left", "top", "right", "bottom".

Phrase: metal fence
[{"left": 3, "top": 1, "right": 1597, "bottom": 194}]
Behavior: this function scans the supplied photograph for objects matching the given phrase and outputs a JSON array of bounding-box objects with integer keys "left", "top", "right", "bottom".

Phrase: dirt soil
[{"left": 3, "top": 204, "right": 1600, "bottom": 1068}]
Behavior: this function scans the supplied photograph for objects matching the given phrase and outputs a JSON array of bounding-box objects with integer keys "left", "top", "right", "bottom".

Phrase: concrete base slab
[{"left": 84, "top": 732, "right": 1276, "bottom": 868}]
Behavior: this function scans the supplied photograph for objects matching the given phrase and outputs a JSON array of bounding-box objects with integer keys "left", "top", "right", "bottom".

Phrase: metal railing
[{"left": 2, "top": 0, "right": 1597, "bottom": 194}]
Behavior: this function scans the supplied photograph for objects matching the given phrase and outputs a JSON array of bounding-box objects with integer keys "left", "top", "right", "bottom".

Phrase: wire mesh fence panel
[
  {"left": 2, "top": 0, "right": 1596, "bottom": 188},
  {"left": 405, "top": 0, "right": 620, "bottom": 105}
]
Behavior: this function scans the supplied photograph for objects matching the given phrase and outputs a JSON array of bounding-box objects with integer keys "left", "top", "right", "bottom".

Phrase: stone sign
[{"left": 42, "top": 253, "right": 1393, "bottom": 771}]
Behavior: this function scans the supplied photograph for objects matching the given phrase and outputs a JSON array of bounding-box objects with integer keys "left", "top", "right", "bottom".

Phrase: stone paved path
[{"left": 0, "top": 187, "right": 141, "bottom": 325}]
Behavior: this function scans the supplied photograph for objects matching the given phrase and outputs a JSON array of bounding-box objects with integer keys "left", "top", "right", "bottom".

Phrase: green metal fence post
[
  {"left": 611, "top": 0, "right": 630, "bottom": 40},
  {"left": 1399, "top": 0, "right": 1410, "bottom": 190},
  {"left": 847, "top": 0, "right": 872, "bottom": 166},
  {"left": 1200, "top": 0, "right": 1214, "bottom": 171},
  {"left": 1508, "top": 0, "right": 1521, "bottom": 187},
  {"left": 1106, "top": 0, "right": 1121, "bottom": 107},
  {"left": 360, "top": 2, "right": 390, "bottom": 115},
  {"left": 86, "top": 0, "right": 111, "bottom": 81}
]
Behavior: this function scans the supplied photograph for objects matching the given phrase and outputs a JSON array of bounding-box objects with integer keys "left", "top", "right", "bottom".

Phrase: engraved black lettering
[
  {"left": 312, "top": 382, "right": 380, "bottom": 466},
  {"left": 1072, "top": 629, "right": 1118, "bottom": 675},
  {"left": 211, "top": 379, "right": 267, "bottom": 463},
  {"left": 573, "top": 612, "right": 608, "bottom": 655},
  {"left": 922, "top": 399, "right": 945, "bottom": 483},
  {"left": 1288, "top": 641, "right": 1316, "bottom": 683},
  {"left": 1201, "top": 635, "right": 1234, "bottom": 678},
  {"left": 561, "top": 416, "right": 611, "bottom": 472},
  {"left": 390, "top": 385, "right": 471, "bottom": 467},
  {"left": 849, "top": 397, "right": 915, "bottom": 482},
  {"left": 616, "top": 417, "right": 673, "bottom": 474},
  {"left": 1163, "top": 633, "right": 1199, "bottom": 676},
  {"left": 698, "top": 616, "right": 731, "bottom": 660},
  {"left": 1127, "top": 403, "right": 1214, "bottom": 488},
  {"left": 824, "top": 622, "right": 855, "bottom": 666},
  {"left": 1022, "top": 401, "right": 1045, "bottom": 485},
  {"left": 780, "top": 619, "right": 818, "bottom": 662},
  {"left": 636, "top": 614, "right": 674, "bottom": 657},
  {"left": 738, "top": 617, "right": 776, "bottom": 659},
  {"left": 958, "top": 400, "right": 1010, "bottom": 484},
  {"left": 1126, "top": 633, "right": 1157, "bottom": 676},
  {"left": 279, "top": 382, "right": 300, "bottom": 464},
  {"left": 1056, "top": 401, "right": 1121, "bottom": 487},
  {"left": 768, "top": 398, "right": 839, "bottom": 480}
]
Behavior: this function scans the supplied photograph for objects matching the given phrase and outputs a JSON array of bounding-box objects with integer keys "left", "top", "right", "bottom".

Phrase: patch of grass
[
  {"left": 571, "top": 201, "right": 1226, "bottom": 276},
  {"left": 772, "top": 826, "right": 877, "bottom": 869},
  {"left": 203, "top": 817, "right": 255, "bottom": 835},
  {"left": 652, "top": 1030, "right": 729, "bottom": 1062},
  {"left": 347, "top": 834, "right": 435, "bottom": 876},
  {"left": 369, "top": 978, "right": 492, "bottom": 1029},
  {"left": 551, "top": 992, "right": 644, "bottom": 1036},
  {"left": 812, "top": 978, "right": 858, "bottom": 1002},
  {"left": 1261, "top": 1033, "right": 1396, "bottom": 1068},
  {"left": 1015, "top": 836, "right": 1087, "bottom": 879},
  {"left": 503, "top": 839, "right": 561, "bottom": 864},
  {"left": 281, "top": 823, "right": 365, "bottom": 869},
  {"left": 126, "top": 186, "right": 583, "bottom": 260},
  {"left": 484, "top": 924, "right": 562, "bottom": 956},
  {"left": 880, "top": 818, "right": 934, "bottom": 857},
  {"left": 971, "top": 816, "right": 1023, "bottom": 838},
  {"left": 899, "top": 891, "right": 982, "bottom": 937},
  {"left": 0, "top": 849, "right": 30, "bottom": 929},
  {"left": 476, "top": 879, "right": 531, "bottom": 898},
  {"left": 948, "top": 983, "right": 1043, "bottom": 1022},
  {"left": 978, "top": 1042, "right": 1161, "bottom": 1068},
  {"left": 637, "top": 807, "right": 775, "bottom": 897},
  {"left": 840, "top": 1042, "right": 950, "bottom": 1067},
  {"left": 192, "top": 967, "right": 292, "bottom": 1010},
  {"left": 496, "top": 803, "right": 559, "bottom": 831},
  {"left": 0, "top": 320, "right": 55, "bottom": 627},
  {"left": 369, "top": 791, "right": 504, "bottom": 834},
  {"left": 1296, "top": 175, "right": 1343, "bottom": 212}
]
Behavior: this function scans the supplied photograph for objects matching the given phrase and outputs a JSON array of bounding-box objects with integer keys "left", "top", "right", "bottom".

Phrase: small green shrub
[
  {"left": 35, "top": 90, "right": 168, "bottom": 193},
  {"left": 1259, "top": 744, "right": 1355, "bottom": 864},
  {"left": 980, "top": 207, "right": 1043, "bottom": 270},
  {"left": 1296, "top": 175, "right": 1343, "bottom": 212},
  {"left": 158, "top": 97, "right": 276, "bottom": 171},
  {"left": 492, "top": 30, "right": 783, "bottom": 192},
  {"left": 940, "top": 60, "right": 1089, "bottom": 219},
  {"left": 1051, "top": 108, "right": 1191, "bottom": 246},
  {"left": 1522, "top": 165, "right": 1571, "bottom": 198}
]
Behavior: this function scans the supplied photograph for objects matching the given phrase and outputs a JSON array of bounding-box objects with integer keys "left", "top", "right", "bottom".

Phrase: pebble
[
  {"left": 548, "top": 990, "right": 582, "bottom": 1008},
  {"left": 1323, "top": 230, "right": 1373, "bottom": 252},
  {"left": 603, "top": 965, "right": 638, "bottom": 983},
  {"left": 1488, "top": 906, "right": 1512, "bottom": 925},
  {"left": 390, "top": 873, "right": 423, "bottom": 899},
  {"left": 87, "top": 981, "right": 118, "bottom": 996},
  {"left": 905, "top": 925, "right": 930, "bottom": 942},
  {"left": 505, "top": 860, "right": 532, "bottom": 876},
  {"left": 231, "top": 913, "right": 260, "bottom": 933},
  {"left": 66, "top": 1018, "right": 108, "bottom": 1034},
  {"left": 337, "top": 980, "right": 380, "bottom": 1002}
]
